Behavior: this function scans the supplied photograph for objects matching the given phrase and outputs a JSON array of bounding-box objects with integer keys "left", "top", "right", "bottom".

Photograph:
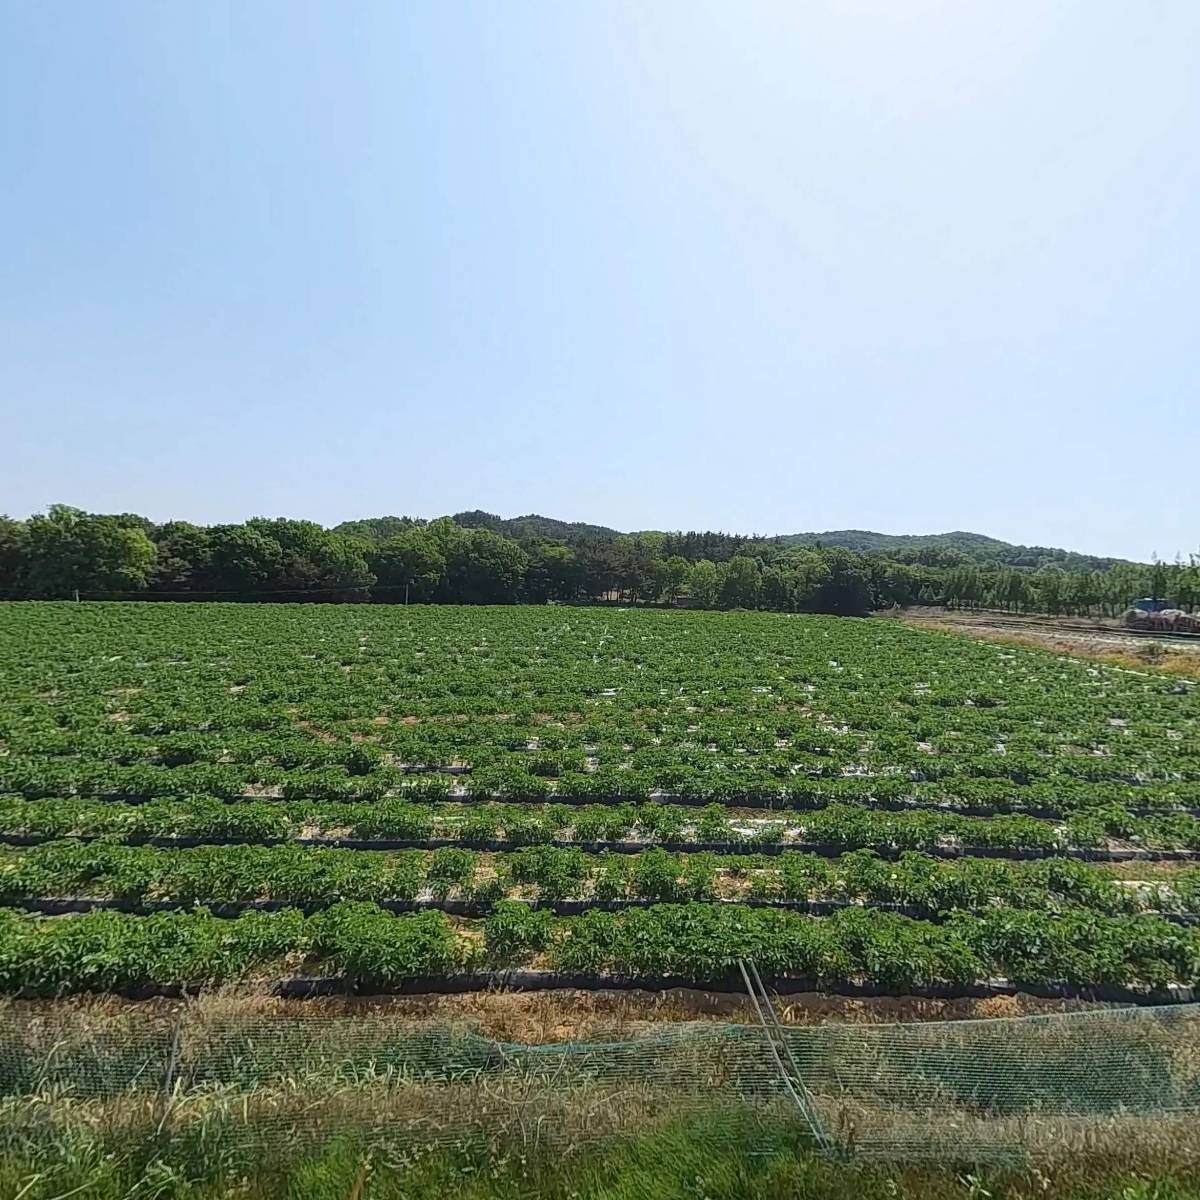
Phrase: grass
[
  {"left": 1, "top": 999, "right": 1197, "bottom": 1199},
  {"left": 0, "top": 989, "right": 1110, "bottom": 1050},
  {"left": 1, "top": 996, "right": 1197, "bottom": 1199},
  {"left": 2, "top": 1112, "right": 1200, "bottom": 1200}
]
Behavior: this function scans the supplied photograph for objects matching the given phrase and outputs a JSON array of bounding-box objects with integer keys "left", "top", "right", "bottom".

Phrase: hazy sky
[{"left": 3, "top": 2, "right": 1197, "bottom": 561}]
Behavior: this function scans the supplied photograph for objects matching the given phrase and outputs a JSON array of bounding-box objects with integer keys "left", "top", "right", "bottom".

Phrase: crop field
[{"left": 1, "top": 601, "right": 1199, "bottom": 999}]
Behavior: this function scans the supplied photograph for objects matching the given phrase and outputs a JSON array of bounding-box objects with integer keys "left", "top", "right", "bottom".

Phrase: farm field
[{"left": 2, "top": 601, "right": 1200, "bottom": 999}]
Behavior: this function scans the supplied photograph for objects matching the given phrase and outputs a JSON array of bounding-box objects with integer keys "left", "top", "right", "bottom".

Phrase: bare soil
[{"left": 890, "top": 607, "right": 1200, "bottom": 680}]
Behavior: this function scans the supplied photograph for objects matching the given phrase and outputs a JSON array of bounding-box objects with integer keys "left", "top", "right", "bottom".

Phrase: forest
[{"left": 1, "top": 504, "right": 1197, "bottom": 617}]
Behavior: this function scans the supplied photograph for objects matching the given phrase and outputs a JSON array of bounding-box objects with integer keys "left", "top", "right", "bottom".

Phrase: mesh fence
[{"left": 1, "top": 999, "right": 1198, "bottom": 1167}]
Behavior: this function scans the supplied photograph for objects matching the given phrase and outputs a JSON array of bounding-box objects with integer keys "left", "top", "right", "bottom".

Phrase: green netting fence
[{"left": 1, "top": 1000, "right": 1198, "bottom": 1167}]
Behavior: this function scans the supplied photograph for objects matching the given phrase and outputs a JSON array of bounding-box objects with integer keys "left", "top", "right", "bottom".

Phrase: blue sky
[{"left": 3, "top": 1, "right": 1197, "bottom": 561}]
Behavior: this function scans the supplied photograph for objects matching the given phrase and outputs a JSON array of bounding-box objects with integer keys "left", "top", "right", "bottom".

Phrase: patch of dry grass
[
  {"left": 0, "top": 988, "right": 1110, "bottom": 1047},
  {"left": 897, "top": 612, "right": 1200, "bottom": 680}
]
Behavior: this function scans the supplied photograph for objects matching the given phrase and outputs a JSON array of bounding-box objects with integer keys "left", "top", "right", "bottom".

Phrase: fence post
[{"left": 156, "top": 1009, "right": 186, "bottom": 1140}]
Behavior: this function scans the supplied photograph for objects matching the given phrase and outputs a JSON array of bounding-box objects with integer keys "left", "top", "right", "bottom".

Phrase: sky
[{"left": 2, "top": 1, "right": 1198, "bottom": 562}]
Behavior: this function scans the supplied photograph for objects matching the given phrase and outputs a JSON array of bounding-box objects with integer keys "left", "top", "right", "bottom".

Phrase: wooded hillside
[{"left": 1, "top": 505, "right": 1195, "bottom": 617}]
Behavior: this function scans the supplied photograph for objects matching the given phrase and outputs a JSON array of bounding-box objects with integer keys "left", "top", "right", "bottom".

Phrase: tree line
[{"left": 1, "top": 505, "right": 1197, "bottom": 617}]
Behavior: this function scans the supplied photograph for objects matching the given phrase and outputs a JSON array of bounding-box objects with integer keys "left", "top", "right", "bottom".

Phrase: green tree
[
  {"left": 1065, "top": 570, "right": 1102, "bottom": 616},
  {"left": 990, "top": 567, "right": 1030, "bottom": 612},
  {"left": 244, "top": 518, "right": 374, "bottom": 594},
  {"left": 614, "top": 536, "right": 661, "bottom": 603},
  {"left": 1149, "top": 558, "right": 1170, "bottom": 603},
  {"left": 812, "top": 548, "right": 872, "bottom": 615},
  {"left": 23, "top": 505, "right": 156, "bottom": 596},
  {"left": 758, "top": 565, "right": 790, "bottom": 610},
  {"left": 576, "top": 541, "right": 621, "bottom": 601},
  {"left": 370, "top": 526, "right": 446, "bottom": 600},
  {"left": 786, "top": 550, "right": 832, "bottom": 612},
  {"left": 719, "top": 555, "right": 761, "bottom": 608},
  {"left": 331, "top": 515, "right": 420, "bottom": 545},
  {"left": 195, "top": 525, "right": 285, "bottom": 593},
  {"left": 149, "top": 522, "right": 211, "bottom": 590},
  {"left": 1178, "top": 554, "right": 1200, "bottom": 612},
  {"left": 1104, "top": 562, "right": 1146, "bottom": 616},
  {"left": 430, "top": 520, "right": 528, "bottom": 603},
  {"left": 0, "top": 516, "right": 29, "bottom": 594},
  {"left": 688, "top": 559, "right": 720, "bottom": 608},
  {"left": 1032, "top": 565, "right": 1066, "bottom": 614},
  {"left": 946, "top": 564, "right": 988, "bottom": 610},
  {"left": 523, "top": 540, "right": 582, "bottom": 602},
  {"left": 872, "top": 561, "right": 922, "bottom": 608},
  {"left": 459, "top": 530, "right": 528, "bottom": 603},
  {"left": 655, "top": 555, "right": 691, "bottom": 603}
]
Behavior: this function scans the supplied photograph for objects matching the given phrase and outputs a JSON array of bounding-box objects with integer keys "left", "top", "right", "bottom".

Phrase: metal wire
[{"left": 0, "top": 1000, "right": 1197, "bottom": 1164}]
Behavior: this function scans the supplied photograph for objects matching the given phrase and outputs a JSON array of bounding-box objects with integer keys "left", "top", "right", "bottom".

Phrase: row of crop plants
[
  {"left": 0, "top": 900, "right": 1196, "bottom": 996},
  {"left": 5, "top": 720, "right": 1197, "bottom": 786},
  {"left": 2, "top": 841, "right": 1197, "bottom": 917},
  {"left": 4, "top": 757, "right": 1200, "bottom": 817},
  {"left": 5, "top": 795, "right": 1200, "bottom": 854}
]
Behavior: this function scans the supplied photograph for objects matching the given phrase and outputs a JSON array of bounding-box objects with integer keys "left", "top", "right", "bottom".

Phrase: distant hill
[
  {"left": 779, "top": 529, "right": 1011, "bottom": 555},
  {"left": 778, "top": 530, "right": 1128, "bottom": 572},
  {"left": 332, "top": 516, "right": 422, "bottom": 544},
  {"left": 451, "top": 511, "right": 621, "bottom": 543},
  {"left": 334, "top": 511, "right": 623, "bottom": 546},
  {"left": 333, "top": 510, "right": 1133, "bottom": 570}
]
